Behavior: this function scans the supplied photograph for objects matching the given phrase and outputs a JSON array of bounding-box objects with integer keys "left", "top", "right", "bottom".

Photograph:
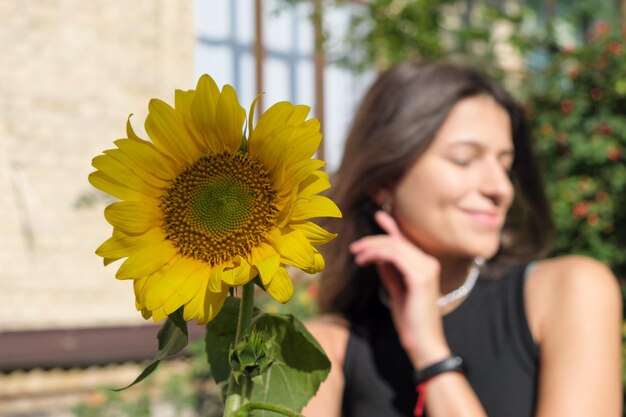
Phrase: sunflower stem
[
  {"left": 223, "top": 282, "right": 256, "bottom": 417},
  {"left": 235, "top": 282, "right": 256, "bottom": 343}
]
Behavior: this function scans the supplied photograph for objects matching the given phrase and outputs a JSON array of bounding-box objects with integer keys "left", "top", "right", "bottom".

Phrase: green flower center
[{"left": 161, "top": 151, "right": 277, "bottom": 265}]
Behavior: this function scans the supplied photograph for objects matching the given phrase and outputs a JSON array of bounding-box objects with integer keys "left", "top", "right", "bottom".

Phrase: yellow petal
[
  {"left": 145, "top": 98, "right": 201, "bottom": 163},
  {"left": 297, "top": 170, "right": 331, "bottom": 197},
  {"left": 175, "top": 89, "right": 206, "bottom": 151},
  {"left": 208, "top": 263, "right": 226, "bottom": 293},
  {"left": 290, "top": 222, "right": 337, "bottom": 245},
  {"left": 134, "top": 276, "right": 149, "bottom": 309},
  {"left": 140, "top": 307, "right": 153, "bottom": 320},
  {"left": 217, "top": 257, "right": 256, "bottom": 286},
  {"left": 285, "top": 105, "right": 311, "bottom": 125},
  {"left": 267, "top": 229, "right": 315, "bottom": 271},
  {"left": 250, "top": 102, "right": 294, "bottom": 141},
  {"left": 103, "top": 149, "right": 170, "bottom": 189},
  {"left": 152, "top": 305, "right": 168, "bottom": 322},
  {"left": 285, "top": 128, "right": 322, "bottom": 165},
  {"left": 143, "top": 256, "right": 198, "bottom": 311},
  {"left": 88, "top": 171, "right": 158, "bottom": 203},
  {"left": 104, "top": 201, "right": 161, "bottom": 234},
  {"left": 265, "top": 267, "right": 294, "bottom": 303},
  {"left": 115, "top": 239, "right": 177, "bottom": 280},
  {"left": 252, "top": 126, "right": 292, "bottom": 186},
  {"left": 279, "top": 158, "right": 325, "bottom": 193},
  {"left": 163, "top": 263, "right": 210, "bottom": 314},
  {"left": 191, "top": 74, "right": 222, "bottom": 153},
  {"left": 96, "top": 227, "right": 164, "bottom": 263},
  {"left": 184, "top": 280, "right": 229, "bottom": 324},
  {"left": 91, "top": 155, "right": 164, "bottom": 198},
  {"left": 114, "top": 137, "right": 178, "bottom": 181},
  {"left": 215, "top": 85, "right": 245, "bottom": 153},
  {"left": 290, "top": 195, "right": 342, "bottom": 221},
  {"left": 249, "top": 243, "right": 280, "bottom": 285}
]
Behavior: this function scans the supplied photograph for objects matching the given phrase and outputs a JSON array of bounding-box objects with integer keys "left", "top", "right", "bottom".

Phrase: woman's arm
[
  {"left": 301, "top": 316, "right": 349, "bottom": 417},
  {"left": 350, "top": 211, "right": 488, "bottom": 417},
  {"left": 527, "top": 256, "right": 622, "bottom": 417}
]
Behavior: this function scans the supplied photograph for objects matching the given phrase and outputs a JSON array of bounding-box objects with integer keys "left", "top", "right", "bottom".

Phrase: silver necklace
[
  {"left": 378, "top": 257, "right": 485, "bottom": 309},
  {"left": 437, "top": 257, "right": 484, "bottom": 308}
]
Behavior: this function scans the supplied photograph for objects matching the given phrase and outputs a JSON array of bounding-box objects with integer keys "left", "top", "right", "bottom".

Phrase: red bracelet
[
  {"left": 413, "top": 356, "right": 464, "bottom": 416},
  {"left": 414, "top": 382, "right": 428, "bottom": 417}
]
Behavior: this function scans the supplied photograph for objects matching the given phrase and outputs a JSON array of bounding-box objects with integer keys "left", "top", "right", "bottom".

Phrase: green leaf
[
  {"left": 205, "top": 297, "right": 264, "bottom": 385},
  {"left": 205, "top": 297, "right": 241, "bottom": 386},
  {"left": 248, "top": 313, "right": 330, "bottom": 416},
  {"left": 114, "top": 307, "right": 188, "bottom": 391}
]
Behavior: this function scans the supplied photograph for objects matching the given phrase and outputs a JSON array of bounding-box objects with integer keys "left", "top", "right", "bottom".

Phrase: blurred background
[{"left": 1, "top": 0, "right": 625, "bottom": 416}]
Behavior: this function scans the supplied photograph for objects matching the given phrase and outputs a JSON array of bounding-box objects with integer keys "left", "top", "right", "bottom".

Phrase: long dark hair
[{"left": 318, "top": 61, "right": 553, "bottom": 319}]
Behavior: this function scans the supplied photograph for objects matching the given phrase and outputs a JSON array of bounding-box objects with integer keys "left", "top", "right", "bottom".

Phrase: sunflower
[{"left": 89, "top": 75, "right": 341, "bottom": 324}]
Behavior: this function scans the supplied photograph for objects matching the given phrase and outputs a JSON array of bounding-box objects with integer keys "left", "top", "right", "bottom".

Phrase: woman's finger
[{"left": 374, "top": 210, "right": 402, "bottom": 237}]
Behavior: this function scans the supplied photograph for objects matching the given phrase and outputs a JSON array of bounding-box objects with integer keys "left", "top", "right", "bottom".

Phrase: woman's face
[{"left": 387, "top": 94, "right": 515, "bottom": 259}]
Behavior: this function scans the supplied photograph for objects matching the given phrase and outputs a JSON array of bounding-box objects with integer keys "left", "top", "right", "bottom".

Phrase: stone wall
[{"left": 0, "top": 0, "right": 195, "bottom": 330}]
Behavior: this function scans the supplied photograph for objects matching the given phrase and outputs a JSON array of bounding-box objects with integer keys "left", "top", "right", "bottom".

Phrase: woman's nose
[{"left": 479, "top": 160, "right": 514, "bottom": 204}]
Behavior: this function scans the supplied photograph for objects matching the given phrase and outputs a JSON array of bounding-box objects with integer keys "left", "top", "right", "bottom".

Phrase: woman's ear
[{"left": 373, "top": 188, "right": 393, "bottom": 213}]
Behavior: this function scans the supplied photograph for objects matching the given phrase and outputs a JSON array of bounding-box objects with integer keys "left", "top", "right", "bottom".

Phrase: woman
[{"left": 303, "top": 61, "right": 622, "bottom": 417}]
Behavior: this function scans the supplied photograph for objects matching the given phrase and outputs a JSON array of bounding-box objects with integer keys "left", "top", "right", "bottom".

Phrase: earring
[{"left": 381, "top": 200, "right": 392, "bottom": 213}]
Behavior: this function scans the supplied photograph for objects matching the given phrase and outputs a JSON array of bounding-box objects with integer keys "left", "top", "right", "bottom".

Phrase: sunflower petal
[
  {"left": 175, "top": 89, "right": 206, "bottom": 151},
  {"left": 104, "top": 201, "right": 161, "bottom": 234},
  {"left": 279, "top": 158, "right": 325, "bottom": 193},
  {"left": 290, "top": 222, "right": 337, "bottom": 245},
  {"left": 286, "top": 128, "right": 322, "bottom": 164},
  {"left": 215, "top": 85, "right": 245, "bottom": 153},
  {"left": 285, "top": 105, "right": 311, "bottom": 126},
  {"left": 146, "top": 98, "right": 201, "bottom": 162},
  {"left": 249, "top": 243, "right": 280, "bottom": 285},
  {"left": 191, "top": 75, "right": 222, "bottom": 153},
  {"left": 103, "top": 149, "right": 170, "bottom": 189},
  {"left": 218, "top": 257, "right": 256, "bottom": 286},
  {"left": 92, "top": 155, "right": 164, "bottom": 197},
  {"left": 88, "top": 171, "right": 158, "bottom": 203},
  {"left": 114, "top": 138, "right": 178, "bottom": 181},
  {"left": 267, "top": 229, "right": 315, "bottom": 271},
  {"left": 163, "top": 264, "right": 210, "bottom": 315},
  {"left": 265, "top": 267, "right": 294, "bottom": 303},
  {"left": 184, "top": 281, "right": 229, "bottom": 324},
  {"left": 96, "top": 228, "right": 165, "bottom": 263},
  {"left": 143, "top": 256, "right": 198, "bottom": 311},
  {"left": 297, "top": 170, "right": 331, "bottom": 197},
  {"left": 250, "top": 102, "right": 293, "bottom": 140},
  {"left": 290, "top": 195, "right": 342, "bottom": 221},
  {"left": 115, "top": 239, "right": 176, "bottom": 280}
]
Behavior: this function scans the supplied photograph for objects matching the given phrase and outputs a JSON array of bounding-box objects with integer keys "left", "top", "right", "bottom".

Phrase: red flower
[
  {"left": 596, "top": 56, "right": 608, "bottom": 70},
  {"left": 595, "top": 191, "right": 609, "bottom": 203},
  {"left": 587, "top": 213, "right": 600, "bottom": 226},
  {"left": 307, "top": 282, "right": 319, "bottom": 300},
  {"left": 595, "top": 21, "right": 610, "bottom": 37},
  {"left": 590, "top": 88, "right": 603, "bottom": 101},
  {"left": 594, "top": 123, "right": 612, "bottom": 136},
  {"left": 573, "top": 201, "right": 590, "bottom": 218},
  {"left": 607, "top": 41, "right": 622, "bottom": 55},
  {"left": 607, "top": 146, "right": 622, "bottom": 161},
  {"left": 561, "top": 99, "right": 574, "bottom": 114}
]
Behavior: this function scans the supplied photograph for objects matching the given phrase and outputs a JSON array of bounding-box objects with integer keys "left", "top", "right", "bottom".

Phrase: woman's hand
[{"left": 349, "top": 210, "right": 451, "bottom": 368}]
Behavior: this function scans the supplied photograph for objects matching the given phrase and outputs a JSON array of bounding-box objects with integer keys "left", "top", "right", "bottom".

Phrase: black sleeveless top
[{"left": 342, "top": 263, "right": 539, "bottom": 417}]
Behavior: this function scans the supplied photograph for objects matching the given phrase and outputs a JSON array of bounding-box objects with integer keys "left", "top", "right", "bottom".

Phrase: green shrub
[{"left": 527, "top": 21, "right": 626, "bottom": 278}]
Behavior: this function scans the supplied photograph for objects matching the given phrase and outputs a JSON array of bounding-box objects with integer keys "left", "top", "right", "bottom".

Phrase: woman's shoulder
[
  {"left": 305, "top": 314, "right": 351, "bottom": 364},
  {"left": 528, "top": 255, "right": 618, "bottom": 299},
  {"left": 525, "top": 255, "right": 621, "bottom": 343}
]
